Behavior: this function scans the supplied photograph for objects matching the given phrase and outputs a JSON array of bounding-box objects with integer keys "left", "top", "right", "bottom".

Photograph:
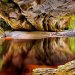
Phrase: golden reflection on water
[
  {"left": 0, "top": 37, "right": 75, "bottom": 75},
  {"left": 0, "top": 37, "right": 75, "bottom": 66}
]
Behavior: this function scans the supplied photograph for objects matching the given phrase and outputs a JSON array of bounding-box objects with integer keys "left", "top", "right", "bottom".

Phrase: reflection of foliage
[
  {"left": 69, "top": 37, "right": 75, "bottom": 53},
  {"left": 0, "top": 47, "right": 2, "bottom": 54},
  {"left": 0, "top": 41, "right": 3, "bottom": 70},
  {"left": 0, "top": 18, "right": 12, "bottom": 31},
  {"left": 0, "top": 59, "right": 3, "bottom": 70},
  {"left": 1, "top": 0, "right": 8, "bottom": 3},
  {"left": 0, "top": 40, "right": 3, "bottom": 54}
]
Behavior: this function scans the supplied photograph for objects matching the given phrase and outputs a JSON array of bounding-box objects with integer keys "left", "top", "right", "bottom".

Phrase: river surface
[{"left": 0, "top": 37, "right": 75, "bottom": 75}]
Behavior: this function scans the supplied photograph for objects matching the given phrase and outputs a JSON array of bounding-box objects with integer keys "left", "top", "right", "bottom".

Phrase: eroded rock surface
[{"left": 0, "top": 0, "right": 75, "bottom": 31}]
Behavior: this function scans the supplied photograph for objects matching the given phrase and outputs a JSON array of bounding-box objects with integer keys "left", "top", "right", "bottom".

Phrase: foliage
[
  {"left": 1, "top": 0, "right": 9, "bottom": 3},
  {"left": 69, "top": 15, "right": 75, "bottom": 30},
  {"left": 0, "top": 18, "right": 12, "bottom": 31}
]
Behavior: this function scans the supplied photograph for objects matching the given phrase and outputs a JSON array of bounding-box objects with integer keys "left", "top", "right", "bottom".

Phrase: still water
[{"left": 0, "top": 37, "right": 75, "bottom": 75}]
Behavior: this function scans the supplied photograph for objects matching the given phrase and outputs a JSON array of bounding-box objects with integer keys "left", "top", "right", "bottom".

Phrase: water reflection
[{"left": 0, "top": 37, "right": 75, "bottom": 68}]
